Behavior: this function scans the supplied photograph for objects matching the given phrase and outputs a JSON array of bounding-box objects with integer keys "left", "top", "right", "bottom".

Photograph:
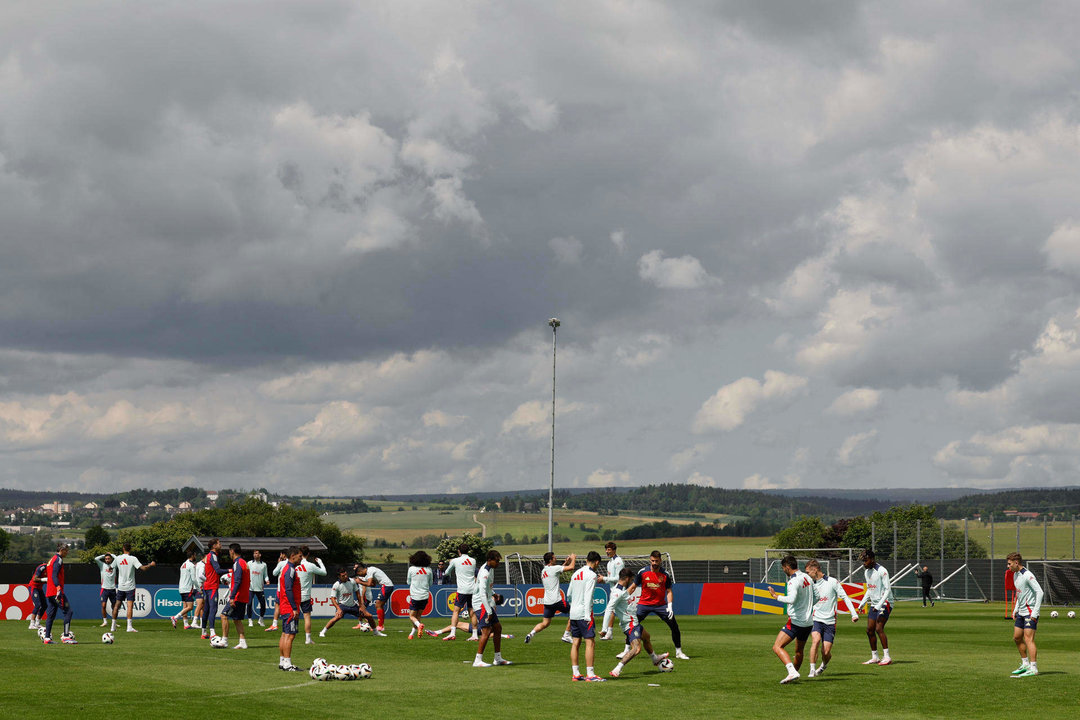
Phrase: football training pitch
[{"left": 3, "top": 605, "right": 1076, "bottom": 719}]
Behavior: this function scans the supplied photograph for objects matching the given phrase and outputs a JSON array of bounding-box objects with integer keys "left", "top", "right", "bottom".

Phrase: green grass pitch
[{"left": 3, "top": 605, "right": 1077, "bottom": 719}]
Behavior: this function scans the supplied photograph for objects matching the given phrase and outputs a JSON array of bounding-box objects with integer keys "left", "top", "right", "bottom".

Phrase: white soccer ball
[
  {"left": 316, "top": 667, "right": 333, "bottom": 681},
  {"left": 358, "top": 621, "right": 372, "bottom": 632},
  {"left": 1069, "top": 611, "right": 1077, "bottom": 619},
  {"left": 102, "top": 632, "right": 114, "bottom": 644},
  {"left": 37, "top": 627, "right": 47, "bottom": 641},
  {"left": 332, "top": 665, "right": 351, "bottom": 681},
  {"left": 210, "top": 635, "right": 227, "bottom": 648},
  {"left": 657, "top": 658, "right": 674, "bottom": 673},
  {"left": 312, "top": 657, "right": 328, "bottom": 669},
  {"left": 344, "top": 664, "right": 361, "bottom": 680},
  {"left": 1050, "top": 610, "right": 1059, "bottom": 618},
  {"left": 357, "top": 662, "right": 373, "bottom": 679},
  {"left": 308, "top": 666, "right": 320, "bottom": 680}
]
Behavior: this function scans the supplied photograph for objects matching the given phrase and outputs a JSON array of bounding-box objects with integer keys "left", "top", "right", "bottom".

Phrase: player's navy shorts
[
  {"left": 300, "top": 599, "right": 312, "bottom": 614},
  {"left": 181, "top": 590, "right": 197, "bottom": 603},
  {"left": 811, "top": 621, "right": 836, "bottom": 643},
  {"left": 410, "top": 598, "right": 428, "bottom": 612},
  {"left": 570, "top": 618, "right": 595, "bottom": 639},
  {"left": 99, "top": 588, "right": 116, "bottom": 605},
  {"left": 454, "top": 592, "right": 472, "bottom": 609},
  {"left": 282, "top": 615, "right": 298, "bottom": 635},
  {"left": 376, "top": 586, "right": 391, "bottom": 604},
  {"left": 867, "top": 603, "right": 892, "bottom": 624},
  {"left": 475, "top": 605, "right": 499, "bottom": 630},
  {"left": 623, "top": 621, "right": 642, "bottom": 643},
  {"left": 227, "top": 602, "right": 246, "bottom": 620},
  {"left": 338, "top": 605, "right": 361, "bottom": 617},
  {"left": 116, "top": 589, "right": 135, "bottom": 604},
  {"left": 636, "top": 603, "right": 672, "bottom": 622},
  {"left": 781, "top": 620, "right": 812, "bottom": 641},
  {"left": 543, "top": 599, "right": 570, "bottom": 618},
  {"left": 1015, "top": 615, "right": 1038, "bottom": 631}
]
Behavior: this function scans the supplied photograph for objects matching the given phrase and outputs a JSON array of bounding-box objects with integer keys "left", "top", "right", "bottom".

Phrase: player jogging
[
  {"left": 524, "top": 552, "right": 576, "bottom": 644},
  {"left": 768, "top": 555, "right": 815, "bottom": 684},
  {"left": 1008, "top": 552, "right": 1043, "bottom": 678},
  {"left": 277, "top": 546, "right": 304, "bottom": 671},
  {"left": 220, "top": 543, "right": 250, "bottom": 649},
  {"left": 633, "top": 550, "right": 689, "bottom": 660},
  {"left": 406, "top": 550, "right": 435, "bottom": 639},
  {"left": 804, "top": 559, "right": 858, "bottom": 677},
  {"left": 435, "top": 544, "right": 480, "bottom": 641},
  {"left": 111, "top": 542, "right": 156, "bottom": 633},
  {"left": 355, "top": 561, "right": 393, "bottom": 636},
  {"left": 247, "top": 549, "right": 269, "bottom": 627},
  {"left": 296, "top": 545, "right": 327, "bottom": 645},
  {"left": 608, "top": 568, "right": 669, "bottom": 678},
  {"left": 27, "top": 560, "right": 48, "bottom": 631},
  {"left": 567, "top": 550, "right": 604, "bottom": 681},
  {"left": 470, "top": 549, "right": 511, "bottom": 667},
  {"left": 320, "top": 566, "right": 372, "bottom": 637},
  {"left": 171, "top": 548, "right": 198, "bottom": 629},
  {"left": 200, "top": 538, "right": 225, "bottom": 639},
  {"left": 856, "top": 550, "right": 894, "bottom": 666},
  {"left": 94, "top": 553, "right": 117, "bottom": 626},
  {"left": 43, "top": 543, "right": 75, "bottom": 645},
  {"left": 599, "top": 542, "right": 624, "bottom": 642}
]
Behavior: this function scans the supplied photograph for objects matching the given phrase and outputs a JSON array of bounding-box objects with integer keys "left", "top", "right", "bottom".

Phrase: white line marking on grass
[{"left": 211, "top": 681, "right": 319, "bottom": 698}]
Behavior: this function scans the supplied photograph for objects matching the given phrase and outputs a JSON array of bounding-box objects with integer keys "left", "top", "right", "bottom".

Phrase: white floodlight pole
[{"left": 548, "top": 318, "right": 560, "bottom": 553}]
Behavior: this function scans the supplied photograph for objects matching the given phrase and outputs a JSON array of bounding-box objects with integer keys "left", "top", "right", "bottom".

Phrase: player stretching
[
  {"left": 43, "top": 543, "right": 75, "bottom": 644},
  {"left": 171, "top": 548, "right": 198, "bottom": 628},
  {"left": 321, "top": 567, "right": 370, "bottom": 637},
  {"left": 27, "top": 560, "right": 48, "bottom": 631},
  {"left": 1008, "top": 552, "right": 1044, "bottom": 677},
  {"left": 634, "top": 550, "right": 689, "bottom": 660},
  {"left": 296, "top": 545, "right": 327, "bottom": 645},
  {"left": 567, "top": 550, "right": 604, "bottom": 681},
  {"left": 221, "top": 543, "right": 250, "bottom": 649},
  {"left": 112, "top": 543, "right": 156, "bottom": 633},
  {"left": 406, "top": 551, "right": 434, "bottom": 639},
  {"left": 608, "top": 568, "right": 669, "bottom": 677},
  {"left": 247, "top": 549, "right": 269, "bottom": 627},
  {"left": 93, "top": 553, "right": 117, "bottom": 626},
  {"left": 804, "top": 559, "right": 858, "bottom": 677},
  {"left": 856, "top": 550, "right": 894, "bottom": 666},
  {"left": 355, "top": 561, "right": 393, "bottom": 636},
  {"left": 277, "top": 546, "right": 304, "bottom": 671},
  {"left": 200, "top": 538, "right": 225, "bottom": 639},
  {"left": 524, "top": 552, "right": 576, "bottom": 644},
  {"left": 768, "top": 555, "right": 815, "bottom": 684},
  {"left": 434, "top": 544, "right": 479, "bottom": 641},
  {"left": 598, "top": 542, "right": 624, "bottom": 643},
  {"left": 471, "top": 550, "right": 511, "bottom": 667}
]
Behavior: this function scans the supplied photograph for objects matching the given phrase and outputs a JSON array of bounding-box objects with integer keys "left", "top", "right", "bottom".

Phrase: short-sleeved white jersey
[
  {"left": 607, "top": 585, "right": 635, "bottom": 632},
  {"left": 332, "top": 579, "right": 359, "bottom": 607},
  {"left": 95, "top": 555, "right": 116, "bottom": 590},
  {"left": 179, "top": 560, "right": 197, "bottom": 594},
  {"left": 446, "top": 555, "right": 477, "bottom": 594},
  {"left": 195, "top": 560, "right": 206, "bottom": 587},
  {"left": 407, "top": 566, "right": 433, "bottom": 600},
  {"left": 113, "top": 553, "right": 143, "bottom": 591},
  {"left": 541, "top": 564, "right": 566, "bottom": 604},
  {"left": 247, "top": 560, "right": 268, "bottom": 592},
  {"left": 812, "top": 574, "right": 857, "bottom": 624},
  {"left": 364, "top": 566, "right": 393, "bottom": 587},
  {"left": 567, "top": 566, "right": 598, "bottom": 621},
  {"left": 296, "top": 557, "right": 327, "bottom": 601},
  {"left": 862, "top": 563, "right": 894, "bottom": 610}
]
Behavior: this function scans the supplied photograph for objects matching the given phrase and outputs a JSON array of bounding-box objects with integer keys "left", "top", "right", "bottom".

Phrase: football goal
[{"left": 758, "top": 548, "right": 857, "bottom": 584}]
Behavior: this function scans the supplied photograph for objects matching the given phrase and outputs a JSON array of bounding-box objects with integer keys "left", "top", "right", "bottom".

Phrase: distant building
[
  {"left": 206, "top": 491, "right": 220, "bottom": 502},
  {"left": 147, "top": 501, "right": 161, "bottom": 508},
  {"left": 178, "top": 501, "right": 192, "bottom": 510},
  {"left": 83, "top": 502, "right": 99, "bottom": 510}
]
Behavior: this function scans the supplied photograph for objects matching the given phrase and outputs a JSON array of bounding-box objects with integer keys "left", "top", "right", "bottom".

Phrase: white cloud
[
  {"left": 669, "top": 442, "right": 713, "bottom": 471},
  {"left": 610, "top": 229, "right": 627, "bottom": 253},
  {"left": 501, "top": 399, "right": 584, "bottom": 438},
  {"left": 826, "top": 388, "right": 882, "bottom": 416},
  {"left": 615, "top": 334, "right": 670, "bottom": 368},
  {"left": 686, "top": 471, "right": 716, "bottom": 487},
  {"left": 637, "top": 250, "right": 718, "bottom": 289},
  {"left": 693, "top": 370, "right": 809, "bottom": 433},
  {"left": 550, "top": 236, "right": 584, "bottom": 265},
  {"left": 1043, "top": 220, "right": 1080, "bottom": 275},
  {"left": 586, "top": 469, "right": 630, "bottom": 487},
  {"left": 836, "top": 429, "right": 878, "bottom": 467},
  {"left": 422, "top": 410, "right": 466, "bottom": 428},
  {"left": 286, "top": 401, "right": 379, "bottom": 452}
]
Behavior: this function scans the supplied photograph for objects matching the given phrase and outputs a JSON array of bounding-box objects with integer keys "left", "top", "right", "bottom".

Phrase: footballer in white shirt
[
  {"left": 768, "top": 555, "right": 815, "bottom": 684},
  {"left": 855, "top": 550, "right": 894, "bottom": 666},
  {"left": 524, "top": 552, "right": 576, "bottom": 643},
  {"left": 566, "top": 550, "right": 606, "bottom": 681},
  {"left": 470, "top": 550, "right": 511, "bottom": 668},
  {"left": 804, "top": 559, "right": 858, "bottom": 677},
  {"left": 433, "top": 544, "right": 481, "bottom": 641},
  {"left": 406, "top": 551, "right": 435, "bottom": 640},
  {"left": 1008, "top": 552, "right": 1044, "bottom": 677}
]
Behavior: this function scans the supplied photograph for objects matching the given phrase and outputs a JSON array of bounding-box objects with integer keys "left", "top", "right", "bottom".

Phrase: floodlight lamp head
[{"left": 548, "top": 318, "right": 561, "bottom": 328}]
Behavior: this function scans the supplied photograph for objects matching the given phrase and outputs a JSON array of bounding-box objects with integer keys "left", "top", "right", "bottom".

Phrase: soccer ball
[
  {"left": 344, "top": 665, "right": 361, "bottom": 680},
  {"left": 210, "top": 635, "right": 228, "bottom": 648},
  {"left": 102, "top": 632, "right": 114, "bottom": 644},
  {"left": 1069, "top": 611, "right": 1077, "bottom": 619},
  {"left": 1050, "top": 611, "right": 1059, "bottom": 618},
  {"left": 357, "top": 662, "right": 373, "bottom": 679},
  {"left": 657, "top": 658, "right": 674, "bottom": 673},
  {"left": 332, "top": 665, "right": 351, "bottom": 681},
  {"left": 312, "top": 657, "right": 327, "bottom": 668},
  {"left": 308, "top": 666, "right": 320, "bottom": 680},
  {"left": 358, "top": 621, "right": 372, "bottom": 632},
  {"left": 37, "top": 627, "right": 47, "bottom": 641}
]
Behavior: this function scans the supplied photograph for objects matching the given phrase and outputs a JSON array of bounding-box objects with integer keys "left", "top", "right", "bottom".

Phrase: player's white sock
[
  {"left": 475, "top": 654, "right": 484, "bottom": 663},
  {"left": 871, "top": 651, "right": 879, "bottom": 661},
  {"left": 786, "top": 662, "right": 797, "bottom": 674},
  {"left": 810, "top": 663, "right": 816, "bottom": 674},
  {"left": 279, "top": 656, "right": 286, "bottom": 666},
  {"left": 1021, "top": 658, "right": 1031, "bottom": 667},
  {"left": 305, "top": 632, "right": 312, "bottom": 641},
  {"left": 624, "top": 644, "right": 631, "bottom": 654},
  {"left": 882, "top": 649, "right": 891, "bottom": 660},
  {"left": 1029, "top": 662, "right": 1038, "bottom": 671},
  {"left": 586, "top": 666, "right": 595, "bottom": 677},
  {"left": 614, "top": 661, "right": 625, "bottom": 673},
  {"left": 649, "top": 652, "right": 658, "bottom": 662},
  {"left": 248, "top": 619, "right": 253, "bottom": 627},
  {"left": 235, "top": 639, "right": 247, "bottom": 649},
  {"left": 494, "top": 652, "right": 503, "bottom": 662},
  {"left": 572, "top": 665, "right": 581, "bottom": 677}
]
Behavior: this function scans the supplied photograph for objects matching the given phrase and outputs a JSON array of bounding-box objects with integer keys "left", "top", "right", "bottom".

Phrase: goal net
[
  {"left": 758, "top": 548, "right": 857, "bottom": 584},
  {"left": 503, "top": 551, "right": 675, "bottom": 585},
  {"left": 1028, "top": 560, "right": 1080, "bottom": 606}
]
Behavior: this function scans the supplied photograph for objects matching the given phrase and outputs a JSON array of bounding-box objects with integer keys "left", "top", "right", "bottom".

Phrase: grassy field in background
[
  {"left": 3, "top": 605, "right": 1077, "bottom": 718},
  {"left": 944, "top": 520, "right": 1080, "bottom": 559}
]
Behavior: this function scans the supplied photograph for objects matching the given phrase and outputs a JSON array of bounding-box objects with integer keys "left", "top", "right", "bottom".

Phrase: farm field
[
  {"left": 4, "top": 605, "right": 1077, "bottom": 718},
  {"left": 945, "top": 520, "right": 1080, "bottom": 559}
]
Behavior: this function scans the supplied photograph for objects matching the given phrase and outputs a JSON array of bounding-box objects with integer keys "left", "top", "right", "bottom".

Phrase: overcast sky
[{"left": 3, "top": 1, "right": 1080, "bottom": 496}]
